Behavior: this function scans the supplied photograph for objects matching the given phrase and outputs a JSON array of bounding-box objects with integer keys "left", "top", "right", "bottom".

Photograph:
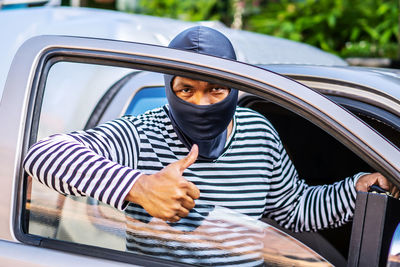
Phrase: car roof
[
  {"left": 0, "top": 6, "right": 346, "bottom": 99},
  {"left": 261, "top": 64, "right": 400, "bottom": 100}
]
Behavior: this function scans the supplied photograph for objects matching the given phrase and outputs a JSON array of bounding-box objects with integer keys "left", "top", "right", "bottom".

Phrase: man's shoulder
[
  {"left": 236, "top": 106, "right": 265, "bottom": 118},
  {"left": 122, "top": 106, "right": 171, "bottom": 127},
  {"left": 123, "top": 106, "right": 169, "bottom": 121},
  {"left": 236, "top": 106, "right": 272, "bottom": 125},
  {"left": 235, "top": 106, "right": 279, "bottom": 136}
]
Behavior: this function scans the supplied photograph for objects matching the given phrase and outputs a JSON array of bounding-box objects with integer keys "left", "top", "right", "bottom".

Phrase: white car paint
[{"left": 0, "top": 6, "right": 346, "bottom": 99}]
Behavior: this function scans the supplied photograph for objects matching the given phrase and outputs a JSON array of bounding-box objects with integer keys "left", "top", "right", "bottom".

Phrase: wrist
[
  {"left": 353, "top": 172, "right": 370, "bottom": 188},
  {"left": 125, "top": 173, "right": 148, "bottom": 204}
]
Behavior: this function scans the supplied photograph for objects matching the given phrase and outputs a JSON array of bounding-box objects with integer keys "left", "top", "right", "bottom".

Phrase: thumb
[{"left": 177, "top": 144, "right": 198, "bottom": 172}]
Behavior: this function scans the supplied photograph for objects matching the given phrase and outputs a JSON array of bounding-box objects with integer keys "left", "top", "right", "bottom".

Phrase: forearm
[
  {"left": 24, "top": 118, "right": 142, "bottom": 210},
  {"left": 271, "top": 174, "right": 364, "bottom": 232}
]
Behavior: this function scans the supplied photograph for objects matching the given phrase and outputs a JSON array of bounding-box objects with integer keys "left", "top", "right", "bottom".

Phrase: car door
[{"left": 0, "top": 35, "right": 399, "bottom": 266}]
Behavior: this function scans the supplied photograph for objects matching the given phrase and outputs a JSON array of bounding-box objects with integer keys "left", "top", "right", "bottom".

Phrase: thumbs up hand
[{"left": 126, "top": 145, "right": 200, "bottom": 222}]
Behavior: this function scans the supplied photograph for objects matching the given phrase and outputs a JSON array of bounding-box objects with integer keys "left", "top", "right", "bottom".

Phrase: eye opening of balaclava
[{"left": 164, "top": 26, "right": 238, "bottom": 161}]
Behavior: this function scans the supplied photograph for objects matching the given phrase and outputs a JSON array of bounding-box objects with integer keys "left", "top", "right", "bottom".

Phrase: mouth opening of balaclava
[{"left": 164, "top": 26, "right": 238, "bottom": 161}]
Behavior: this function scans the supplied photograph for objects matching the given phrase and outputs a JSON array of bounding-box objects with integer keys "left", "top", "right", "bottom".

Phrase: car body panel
[{"left": 0, "top": 239, "right": 136, "bottom": 267}]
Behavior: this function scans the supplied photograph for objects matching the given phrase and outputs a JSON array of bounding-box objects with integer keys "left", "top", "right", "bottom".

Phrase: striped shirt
[{"left": 24, "top": 106, "right": 361, "bottom": 266}]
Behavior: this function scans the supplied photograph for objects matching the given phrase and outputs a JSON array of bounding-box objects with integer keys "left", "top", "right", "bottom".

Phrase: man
[{"left": 24, "top": 26, "right": 398, "bottom": 265}]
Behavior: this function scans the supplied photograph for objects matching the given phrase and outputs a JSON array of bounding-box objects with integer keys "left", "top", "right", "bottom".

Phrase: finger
[
  {"left": 186, "top": 181, "right": 200, "bottom": 200},
  {"left": 167, "top": 215, "right": 181, "bottom": 223},
  {"left": 389, "top": 183, "right": 396, "bottom": 194},
  {"left": 176, "top": 207, "right": 190, "bottom": 218},
  {"left": 390, "top": 185, "right": 399, "bottom": 197},
  {"left": 181, "top": 195, "right": 196, "bottom": 210},
  {"left": 176, "top": 144, "right": 199, "bottom": 172}
]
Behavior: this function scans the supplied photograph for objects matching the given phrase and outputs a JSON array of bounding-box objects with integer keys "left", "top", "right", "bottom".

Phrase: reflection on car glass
[
  {"left": 125, "top": 202, "right": 331, "bottom": 266},
  {"left": 125, "top": 86, "right": 166, "bottom": 116},
  {"left": 387, "top": 223, "right": 400, "bottom": 266}
]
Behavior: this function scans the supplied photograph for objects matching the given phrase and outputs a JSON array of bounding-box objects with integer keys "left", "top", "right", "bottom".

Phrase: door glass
[
  {"left": 125, "top": 204, "right": 331, "bottom": 266},
  {"left": 25, "top": 61, "right": 331, "bottom": 266},
  {"left": 124, "top": 86, "right": 166, "bottom": 116},
  {"left": 37, "top": 62, "right": 132, "bottom": 138},
  {"left": 28, "top": 61, "right": 131, "bottom": 250},
  {"left": 387, "top": 223, "right": 400, "bottom": 266}
]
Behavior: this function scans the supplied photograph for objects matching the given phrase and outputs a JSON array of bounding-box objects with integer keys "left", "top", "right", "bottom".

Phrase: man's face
[{"left": 172, "top": 76, "right": 230, "bottom": 105}]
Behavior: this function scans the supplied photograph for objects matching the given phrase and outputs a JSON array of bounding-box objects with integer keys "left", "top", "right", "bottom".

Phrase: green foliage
[
  {"left": 129, "top": 0, "right": 399, "bottom": 59},
  {"left": 245, "top": 0, "right": 399, "bottom": 58},
  {"left": 135, "top": 0, "right": 234, "bottom": 26}
]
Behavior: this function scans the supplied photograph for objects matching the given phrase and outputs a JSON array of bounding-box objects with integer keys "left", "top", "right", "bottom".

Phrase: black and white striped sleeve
[
  {"left": 23, "top": 117, "right": 142, "bottom": 211},
  {"left": 264, "top": 138, "right": 364, "bottom": 232}
]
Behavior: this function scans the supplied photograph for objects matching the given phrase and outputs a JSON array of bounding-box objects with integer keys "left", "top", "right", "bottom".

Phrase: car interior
[
  {"left": 238, "top": 93, "right": 400, "bottom": 265},
  {"left": 239, "top": 96, "right": 367, "bottom": 260}
]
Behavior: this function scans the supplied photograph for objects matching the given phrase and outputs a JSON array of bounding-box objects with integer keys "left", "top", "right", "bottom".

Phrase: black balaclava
[{"left": 165, "top": 26, "right": 238, "bottom": 160}]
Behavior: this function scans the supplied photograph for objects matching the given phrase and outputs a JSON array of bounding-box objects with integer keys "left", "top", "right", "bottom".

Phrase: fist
[
  {"left": 126, "top": 145, "right": 200, "bottom": 222},
  {"left": 356, "top": 172, "right": 399, "bottom": 198}
]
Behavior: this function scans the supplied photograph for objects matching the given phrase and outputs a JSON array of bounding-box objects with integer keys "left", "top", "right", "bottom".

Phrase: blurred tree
[
  {"left": 244, "top": 0, "right": 399, "bottom": 58},
  {"left": 69, "top": 0, "right": 399, "bottom": 59},
  {"left": 231, "top": 0, "right": 245, "bottom": 29},
  {"left": 132, "top": 0, "right": 399, "bottom": 59},
  {"left": 131, "top": 0, "right": 233, "bottom": 26},
  {"left": 66, "top": 0, "right": 116, "bottom": 8}
]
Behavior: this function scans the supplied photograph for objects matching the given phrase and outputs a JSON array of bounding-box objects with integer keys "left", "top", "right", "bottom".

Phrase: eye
[
  {"left": 181, "top": 88, "right": 192, "bottom": 93},
  {"left": 174, "top": 87, "right": 193, "bottom": 97},
  {"left": 211, "top": 87, "right": 229, "bottom": 94}
]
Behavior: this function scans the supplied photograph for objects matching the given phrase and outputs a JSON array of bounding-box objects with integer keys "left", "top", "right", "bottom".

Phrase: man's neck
[{"left": 227, "top": 120, "right": 233, "bottom": 139}]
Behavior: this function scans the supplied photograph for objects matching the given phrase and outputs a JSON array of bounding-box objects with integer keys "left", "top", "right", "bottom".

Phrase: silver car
[{"left": 1, "top": 6, "right": 399, "bottom": 267}]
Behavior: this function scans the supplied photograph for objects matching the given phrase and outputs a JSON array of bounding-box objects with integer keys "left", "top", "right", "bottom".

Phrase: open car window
[
  {"left": 89, "top": 71, "right": 399, "bottom": 187},
  {"left": 3, "top": 36, "right": 398, "bottom": 266},
  {"left": 91, "top": 68, "right": 400, "bottom": 153}
]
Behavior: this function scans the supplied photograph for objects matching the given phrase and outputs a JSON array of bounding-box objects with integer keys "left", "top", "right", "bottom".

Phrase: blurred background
[
  {"left": 59, "top": 0, "right": 400, "bottom": 68},
  {"left": 3, "top": 0, "right": 400, "bottom": 68}
]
